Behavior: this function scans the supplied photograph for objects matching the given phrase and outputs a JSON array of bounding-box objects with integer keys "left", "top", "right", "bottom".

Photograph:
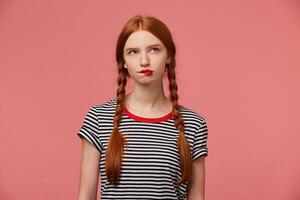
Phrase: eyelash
[{"left": 128, "top": 48, "right": 160, "bottom": 55}]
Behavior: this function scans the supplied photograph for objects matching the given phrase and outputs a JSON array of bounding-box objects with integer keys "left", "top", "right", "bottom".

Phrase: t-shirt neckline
[{"left": 124, "top": 106, "right": 173, "bottom": 123}]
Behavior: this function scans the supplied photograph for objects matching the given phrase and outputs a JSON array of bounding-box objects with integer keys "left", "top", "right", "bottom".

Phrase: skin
[
  {"left": 78, "top": 139, "right": 100, "bottom": 200},
  {"left": 77, "top": 30, "right": 206, "bottom": 200},
  {"left": 186, "top": 157, "right": 206, "bottom": 200},
  {"left": 123, "top": 30, "right": 172, "bottom": 116}
]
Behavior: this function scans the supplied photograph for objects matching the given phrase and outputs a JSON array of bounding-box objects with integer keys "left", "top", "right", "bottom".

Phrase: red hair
[{"left": 105, "top": 15, "right": 192, "bottom": 186}]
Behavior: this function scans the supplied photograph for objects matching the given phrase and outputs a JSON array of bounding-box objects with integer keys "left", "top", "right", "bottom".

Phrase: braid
[
  {"left": 114, "top": 65, "right": 128, "bottom": 127},
  {"left": 167, "top": 64, "right": 193, "bottom": 186},
  {"left": 105, "top": 65, "right": 128, "bottom": 185}
]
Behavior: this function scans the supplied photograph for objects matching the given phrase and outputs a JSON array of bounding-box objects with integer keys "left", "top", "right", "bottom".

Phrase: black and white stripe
[{"left": 78, "top": 98, "right": 208, "bottom": 200}]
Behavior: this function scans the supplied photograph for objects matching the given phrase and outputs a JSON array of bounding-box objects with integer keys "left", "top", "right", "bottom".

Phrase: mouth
[{"left": 139, "top": 69, "right": 153, "bottom": 75}]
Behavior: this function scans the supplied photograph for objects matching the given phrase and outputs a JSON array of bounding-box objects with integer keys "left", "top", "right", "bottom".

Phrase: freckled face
[{"left": 123, "top": 30, "right": 170, "bottom": 85}]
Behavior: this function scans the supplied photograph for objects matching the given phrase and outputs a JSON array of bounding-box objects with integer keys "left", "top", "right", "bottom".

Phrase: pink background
[{"left": 0, "top": 0, "right": 299, "bottom": 199}]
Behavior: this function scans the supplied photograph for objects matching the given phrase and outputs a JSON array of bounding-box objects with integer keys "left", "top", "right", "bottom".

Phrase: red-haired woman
[{"left": 77, "top": 15, "right": 208, "bottom": 200}]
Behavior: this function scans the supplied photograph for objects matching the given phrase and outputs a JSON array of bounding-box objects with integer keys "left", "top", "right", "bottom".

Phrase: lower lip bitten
[{"left": 140, "top": 71, "right": 153, "bottom": 75}]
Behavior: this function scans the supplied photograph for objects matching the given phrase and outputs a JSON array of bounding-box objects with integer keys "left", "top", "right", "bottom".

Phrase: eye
[
  {"left": 128, "top": 50, "right": 137, "bottom": 55},
  {"left": 151, "top": 47, "right": 160, "bottom": 53}
]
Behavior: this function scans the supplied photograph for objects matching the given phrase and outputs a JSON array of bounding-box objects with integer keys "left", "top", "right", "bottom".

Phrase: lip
[{"left": 139, "top": 69, "right": 154, "bottom": 74}]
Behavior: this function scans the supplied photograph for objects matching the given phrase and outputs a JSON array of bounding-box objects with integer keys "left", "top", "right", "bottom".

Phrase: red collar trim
[{"left": 124, "top": 106, "right": 173, "bottom": 123}]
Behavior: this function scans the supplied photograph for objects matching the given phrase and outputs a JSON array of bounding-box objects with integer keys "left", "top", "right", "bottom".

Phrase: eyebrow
[{"left": 125, "top": 43, "right": 162, "bottom": 51}]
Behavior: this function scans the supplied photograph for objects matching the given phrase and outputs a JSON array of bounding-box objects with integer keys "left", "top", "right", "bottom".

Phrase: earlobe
[{"left": 167, "top": 57, "right": 171, "bottom": 64}]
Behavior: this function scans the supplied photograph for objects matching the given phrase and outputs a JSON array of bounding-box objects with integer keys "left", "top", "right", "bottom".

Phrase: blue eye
[
  {"left": 151, "top": 48, "right": 160, "bottom": 53},
  {"left": 128, "top": 50, "right": 137, "bottom": 55}
]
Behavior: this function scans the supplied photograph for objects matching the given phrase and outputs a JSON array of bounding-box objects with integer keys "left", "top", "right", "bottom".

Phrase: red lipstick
[{"left": 139, "top": 69, "right": 153, "bottom": 75}]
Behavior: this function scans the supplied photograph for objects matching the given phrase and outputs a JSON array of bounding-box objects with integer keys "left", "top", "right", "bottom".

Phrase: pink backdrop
[{"left": 0, "top": 0, "right": 299, "bottom": 199}]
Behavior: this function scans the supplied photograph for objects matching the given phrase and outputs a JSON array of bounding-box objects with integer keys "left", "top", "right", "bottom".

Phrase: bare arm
[
  {"left": 186, "top": 156, "right": 206, "bottom": 200},
  {"left": 78, "top": 139, "right": 100, "bottom": 200}
]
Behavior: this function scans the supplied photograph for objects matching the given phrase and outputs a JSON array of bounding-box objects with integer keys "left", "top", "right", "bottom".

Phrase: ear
[
  {"left": 166, "top": 56, "right": 171, "bottom": 64},
  {"left": 124, "top": 63, "right": 127, "bottom": 69}
]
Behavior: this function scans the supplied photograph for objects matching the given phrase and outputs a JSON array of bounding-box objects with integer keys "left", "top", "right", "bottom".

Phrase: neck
[{"left": 125, "top": 80, "right": 170, "bottom": 111}]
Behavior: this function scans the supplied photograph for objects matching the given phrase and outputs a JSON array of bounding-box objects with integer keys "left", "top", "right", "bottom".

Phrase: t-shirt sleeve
[
  {"left": 77, "top": 105, "right": 104, "bottom": 153},
  {"left": 192, "top": 118, "right": 208, "bottom": 161}
]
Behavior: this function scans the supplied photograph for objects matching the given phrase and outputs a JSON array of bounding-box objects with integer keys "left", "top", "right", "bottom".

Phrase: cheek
[
  {"left": 124, "top": 57, "right": 138, "bottom": 67},
  {"left": 153, "top": 57, "right": 168, "bottom": 69}
]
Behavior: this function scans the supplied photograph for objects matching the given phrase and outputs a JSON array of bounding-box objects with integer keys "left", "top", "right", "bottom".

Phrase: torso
[{"left": 78, "top": 97, "right": 208, "bottom": 200}]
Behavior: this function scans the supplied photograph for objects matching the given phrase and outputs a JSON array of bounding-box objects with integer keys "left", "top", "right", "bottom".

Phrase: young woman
[{"left": 77, "top": 15, "right": 208, "bottom": 200}]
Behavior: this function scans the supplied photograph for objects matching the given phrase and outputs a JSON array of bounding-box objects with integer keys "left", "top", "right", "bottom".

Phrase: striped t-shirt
[{"left": 77, "top": 97, "right": 208, "bottom": 200}]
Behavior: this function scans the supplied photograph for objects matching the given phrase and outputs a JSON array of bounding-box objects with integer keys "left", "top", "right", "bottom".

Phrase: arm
[
  {"left": 78, "top": 139, "right": 100, "bottom": 200},
  {"left": 186, "top": 156, "right": 206, "bottom": 200}
]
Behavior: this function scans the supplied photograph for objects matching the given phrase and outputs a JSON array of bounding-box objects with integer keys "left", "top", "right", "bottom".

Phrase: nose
[{"left": 140, "top": 52, "right": 150, "bottom": 67}]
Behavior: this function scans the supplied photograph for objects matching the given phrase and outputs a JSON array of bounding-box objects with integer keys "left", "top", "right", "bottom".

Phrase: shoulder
[
  {"left": 179, "top": 104, "right": 207, "bottom": 129},
  {"left": 91, "top": 97, "right": 117, "bottom": 111},
  {"left": 87, "top": 97, "right": 117, "bottom": 120}
]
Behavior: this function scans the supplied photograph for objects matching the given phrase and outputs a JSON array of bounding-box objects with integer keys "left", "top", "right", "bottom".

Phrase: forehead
[{"left": 124, "top": 30, "right": 164, "bottom": 48}]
